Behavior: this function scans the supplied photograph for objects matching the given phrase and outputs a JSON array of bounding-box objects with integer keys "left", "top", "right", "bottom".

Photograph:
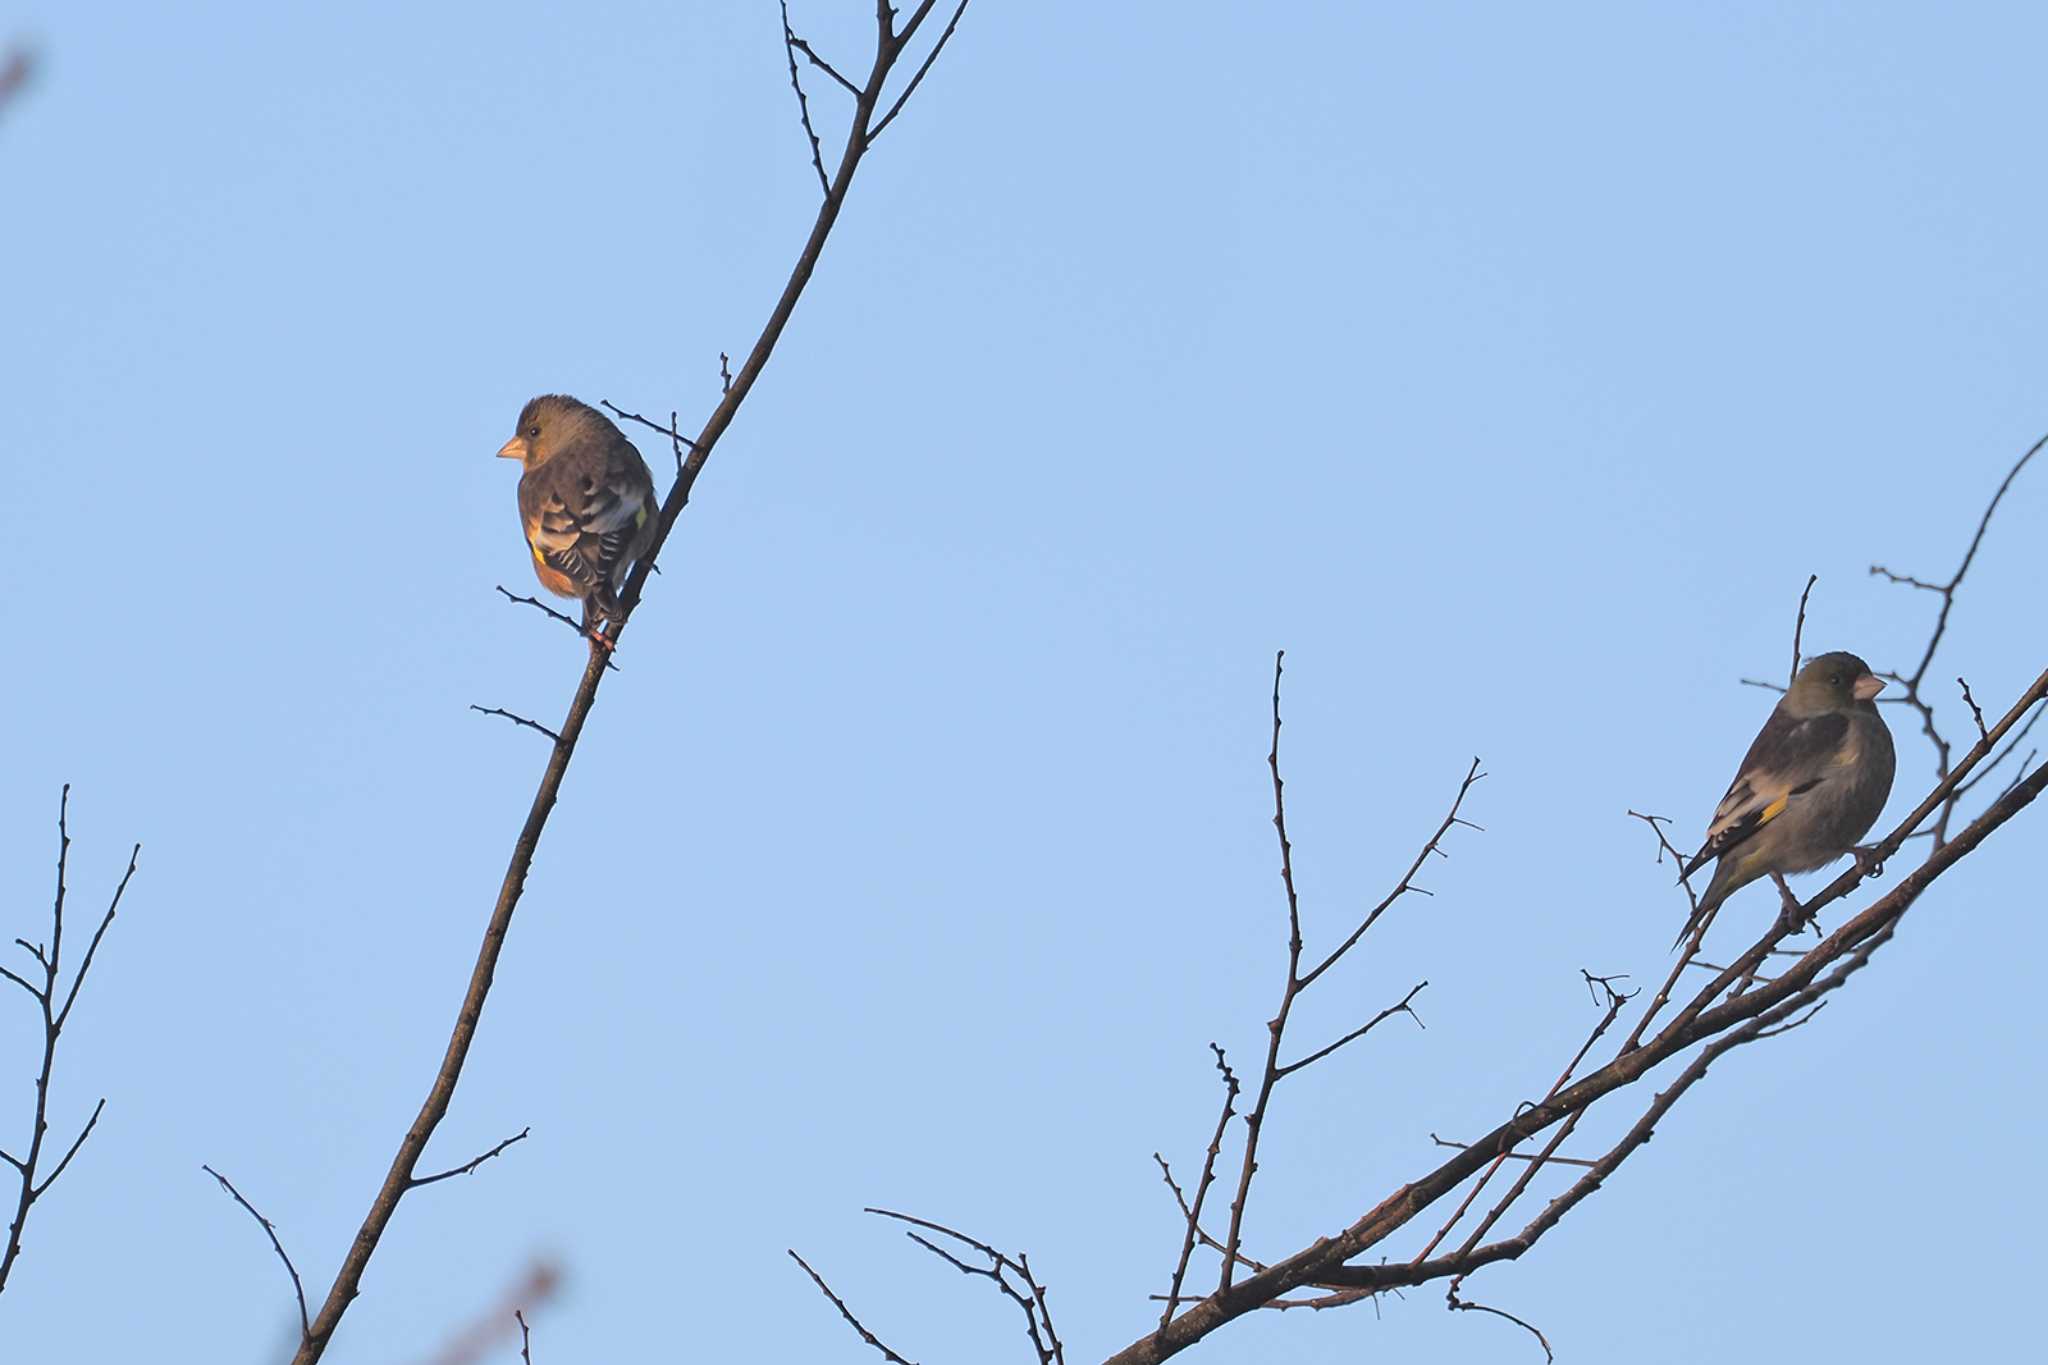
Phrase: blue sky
[{"left": 3, "top": 3, "right": 2044, "bottom": 1361}]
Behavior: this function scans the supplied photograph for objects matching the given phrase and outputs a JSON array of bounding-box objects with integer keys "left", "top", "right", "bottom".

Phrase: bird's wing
[
  {"left": 577, "top": 441, "right": 655, "bottom": 536},
  {"left": 520, "top": 445, "right": 654, "bottom": 596},
  {"left": 1682, "top": 710, "right": 1850, "bottom": 876}
]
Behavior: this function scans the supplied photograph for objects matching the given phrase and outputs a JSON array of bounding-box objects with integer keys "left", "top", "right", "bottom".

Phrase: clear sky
[{"left": 4, "top": 3, "right": 2044, "bottom": 1362}]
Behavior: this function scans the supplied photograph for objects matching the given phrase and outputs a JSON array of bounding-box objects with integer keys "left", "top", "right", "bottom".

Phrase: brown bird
[
  {"left": 1675, "top": 651, "right": 1896, "bottom": 948},
  {"left": 497, "top": 395, "right": 658, "bottom": 645}
]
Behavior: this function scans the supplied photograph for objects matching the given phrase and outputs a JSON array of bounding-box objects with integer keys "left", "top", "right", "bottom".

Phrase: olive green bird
[
  {"left": 1675, "top": 651, "right": 1896, "bottom": 949},
  {"left": 497, "top": 395, "right": 658, "bottom": 645}
]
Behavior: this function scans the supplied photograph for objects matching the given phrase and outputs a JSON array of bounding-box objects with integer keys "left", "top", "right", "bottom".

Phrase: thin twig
[
  {"left": 789, "top": 1250, "right": 918, "bottom": 1365},
  {"left": 869, "top": 1, "right": 972, "bottom": 144},
  {"left": 409, "top": 1128, "right": 531, "bottom": 1189},
  {"left": 1153, "top": 1155, "right": 1266, "bottom": 1274},
  {"left": 1446, "top": 1284, "right": 1553, "bottom": 1363},
  {"left": 867, "top": 1208, "right": 1064, "bottom": 1365},
  {"left": 203, "top": 1164, "right": 310, "bottom": 1344},
  {"left": 1788, "top": 573, "right": 1817, "bottom": 684},
  {"left": 493, "top": 586, "right": 622, "bottom": 670},
  {"left": 781, "top": 0, "right": 832, "bottom": 197},
  {"left": 1958, "top": 678, "right": 1988, "bottom": 741},
  {"left": 1217, "top": 653, "right": 1305, "bottom": 1292},
  {"left": 469, "top": 706, "right": 563, "bottom": 744},
  {"left": 1429, "top": 1134, "right": 1596, "bottom": 1170},
  {"left": 1160, "top": 1044, "right": 1237, "bottom": 1327},
  {"left": 0, "top": 790, "right": 136, "bottom": 1298},
  {"left": 1274, "top": 981, "right": 1427, "bottom": 1078},
  {"left": 789, "top": 31, "right": 861, "bottom": 96},
  {"left": 1869, "top": 433, "right": 2043, "bottom": 844}
]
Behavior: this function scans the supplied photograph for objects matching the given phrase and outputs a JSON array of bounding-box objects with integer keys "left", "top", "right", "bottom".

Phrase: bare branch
[
  {"left": 1446, "top": 1283, "right": 1553, "bottom": 1363},
  {"left": 867, "top": 1208, "right": 1064, "bottom": 1365},
  {"left": 1275, "top": 980, "right": 1427, "bottom": 1078},
  {"left": 1954, "top": 701, "right": 2043, "bottom": 799},
  {"left": 1159, "top": 1042, "right": 1237, "bottom": 1325},
  {"left": 1152, "top": 1155, "right": 1265, "bottom": 1275},
  {"left": 1105, "top": 657, "right": 2048, "bottom": 1363},
  {"left": 493, "top": 585, "right": 622, "bottom": 668},
  {"left": 1867, "top": 432, "right": 2042, "bottom": 844},
  {"left": 789, "top": 1250, "right": 920, "bottom": 1365},
  {"left": 1299, "top": 758, "right": 1484, "bottom": 989},
  {"left": 289, "top": 19, "right": 976, "bottom": 1356},
  {"left": 598, "top": 399, "right": 701, "bottom": 479},
  {"left": 1788, "top": 572, "right": 1817, "bottom": 684},
  {"left": 780, "top": 1, "right": 832, "bottom": 198},
  {"left": 203, "top": 1165, "right": 310, "bottom": 1345},
  {"left": 870, "top": 2, "right": 972, "bottom": 144},
  {"left": 0, "top": 790, "right": 137, "bottom": 1298},
  {"left": 1214, "top": 654, "right": 1301, "bottom": 1292},
  {"left": 1429, "top": 1134, "right": 1597, "bottom": 1170},
  {"left": 789, "top": 31, "right": 861, "bottom": 96},
  {"left": 29, "top": 1099, "right": 103, "bottom": 1200},
  {"left": 1958, "top": 677, "right": 1988, "bottom": 741},
  {"left": 469, "top": 706, "right": 563, "bottom": 745},
  {"left": 408, "top": 1127, "right": 531, "bottom": 1189}
]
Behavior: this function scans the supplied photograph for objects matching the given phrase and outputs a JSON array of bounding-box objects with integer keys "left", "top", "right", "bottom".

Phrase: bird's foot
[
  {"left": 1770, "top": 872, "right": 1813, "bottom": 933},
  {"left": 1850, "top": 844, "right": 1886, "bottom": 880},
  {"left": 585, "top": 628, "right": 616, "bottom": 654}
]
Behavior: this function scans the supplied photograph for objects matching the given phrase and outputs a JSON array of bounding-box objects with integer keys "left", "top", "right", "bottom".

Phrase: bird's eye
[
  {"left": 1829, "top": 673, "right": 1843, "bottom": 687},
  {"left": 525, "top": 425, "right": 541, "bottom": 438}
]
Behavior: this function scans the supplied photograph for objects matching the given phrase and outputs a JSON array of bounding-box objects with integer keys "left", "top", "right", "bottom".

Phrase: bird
[
  {"left": 1675, "top": 651, "right": 1896, "bottom": 949},
  {"left": 497, "top": 395, "right": 659, "bottom": 647}
]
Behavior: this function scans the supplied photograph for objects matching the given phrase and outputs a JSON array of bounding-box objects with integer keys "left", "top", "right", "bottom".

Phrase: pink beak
[{"left": 1852, "top": 672, "right": 1886, "bottom": 702}]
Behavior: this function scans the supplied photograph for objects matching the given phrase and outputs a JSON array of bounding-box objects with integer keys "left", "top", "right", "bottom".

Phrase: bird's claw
[
  {"left": 1851, "top": 845, "right": 1885, "bottom": 879},
  {"left": 1770, "top": 874, "right": 1812, "bottom": 933}
]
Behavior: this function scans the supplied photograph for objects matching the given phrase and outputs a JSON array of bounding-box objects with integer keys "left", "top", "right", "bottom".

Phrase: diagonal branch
[
  {"left": 1213, "top": 656, "right": 1481, "bottom": 1295},
  {"left": 408, "top": 1127, "right": 531, "bottom": 1189},
  {"left": 469, "top": 706, "right": 562, "bottom": 744},
  {"left": 869, "top": 2, "right": 972, "bottom": 144},
  {"left": 868, "top": 1208, "right": 1065, "bottom": 1365},
  {"left": 1274, "top": 980, "right": 1427, "bottom": 1078},
  {"left": 1868, "top": 432, "right": 2042, "bottom": 844},
  {"left": 1159, "top": 1043, "right": 1237, "bottom": 1326},
  {"left": 1, "top": 790, "right": 137, "bottom": 1299},
  {"left": 789, "top": 1250, "right": 920, "bottom": 1365},
  {"left": 204, "top": 1164, "right": 310, "bottom": 1346},
  {"left": 1104, "top": 665, "right": 2048, "bottom": 1364},
  {"left": 780, "top": 1, "right": 831, "bottom": 197},
  {"left": 285, "top": 18, "right": 975, "bottom": 1361}
]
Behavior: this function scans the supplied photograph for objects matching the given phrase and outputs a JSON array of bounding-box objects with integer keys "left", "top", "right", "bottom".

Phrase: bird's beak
[
  {"left": 495, "top": 436, "right": 528, "bottom": 461},
  {"left": 1853, "top": 672, "right": 1885, "bottom": 702}
]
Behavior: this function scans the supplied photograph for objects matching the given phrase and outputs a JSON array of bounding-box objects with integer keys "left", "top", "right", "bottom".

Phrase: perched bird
[
  {"left": 497, "top": 395, "right": 658, "bottom": 644},
  {"left": 1676, "top": 651, "right": 1896, "bottom": 948}
]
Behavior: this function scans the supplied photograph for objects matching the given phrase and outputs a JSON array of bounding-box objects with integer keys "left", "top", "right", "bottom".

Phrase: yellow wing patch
[{"left": 1759, "top": 795, "right": 1788, "bottom": 823}]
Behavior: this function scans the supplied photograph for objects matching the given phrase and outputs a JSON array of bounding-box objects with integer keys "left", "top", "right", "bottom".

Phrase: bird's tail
[
  {"left": 1674, "top": 852, "right": 1762, "bottom": 952},
  {"left": 1672, "top": 882, "right": 1725, "bottom": 952}
]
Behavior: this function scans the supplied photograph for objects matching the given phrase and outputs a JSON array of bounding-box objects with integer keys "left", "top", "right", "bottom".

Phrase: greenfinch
[
  {"left": 1677, "top": 651, "right": 1896, "bottom": 947},
  {"left": 497, "top": 395, "right": 658, "bottom": 638}
]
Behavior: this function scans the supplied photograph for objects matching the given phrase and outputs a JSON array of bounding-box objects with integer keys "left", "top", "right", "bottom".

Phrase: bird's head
[
  {"left": 496, "top": 394, "right": 604, "bottom": 469},
  {"left": 1786, "top": 650, "right": 1885, "bottom": 715}
]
